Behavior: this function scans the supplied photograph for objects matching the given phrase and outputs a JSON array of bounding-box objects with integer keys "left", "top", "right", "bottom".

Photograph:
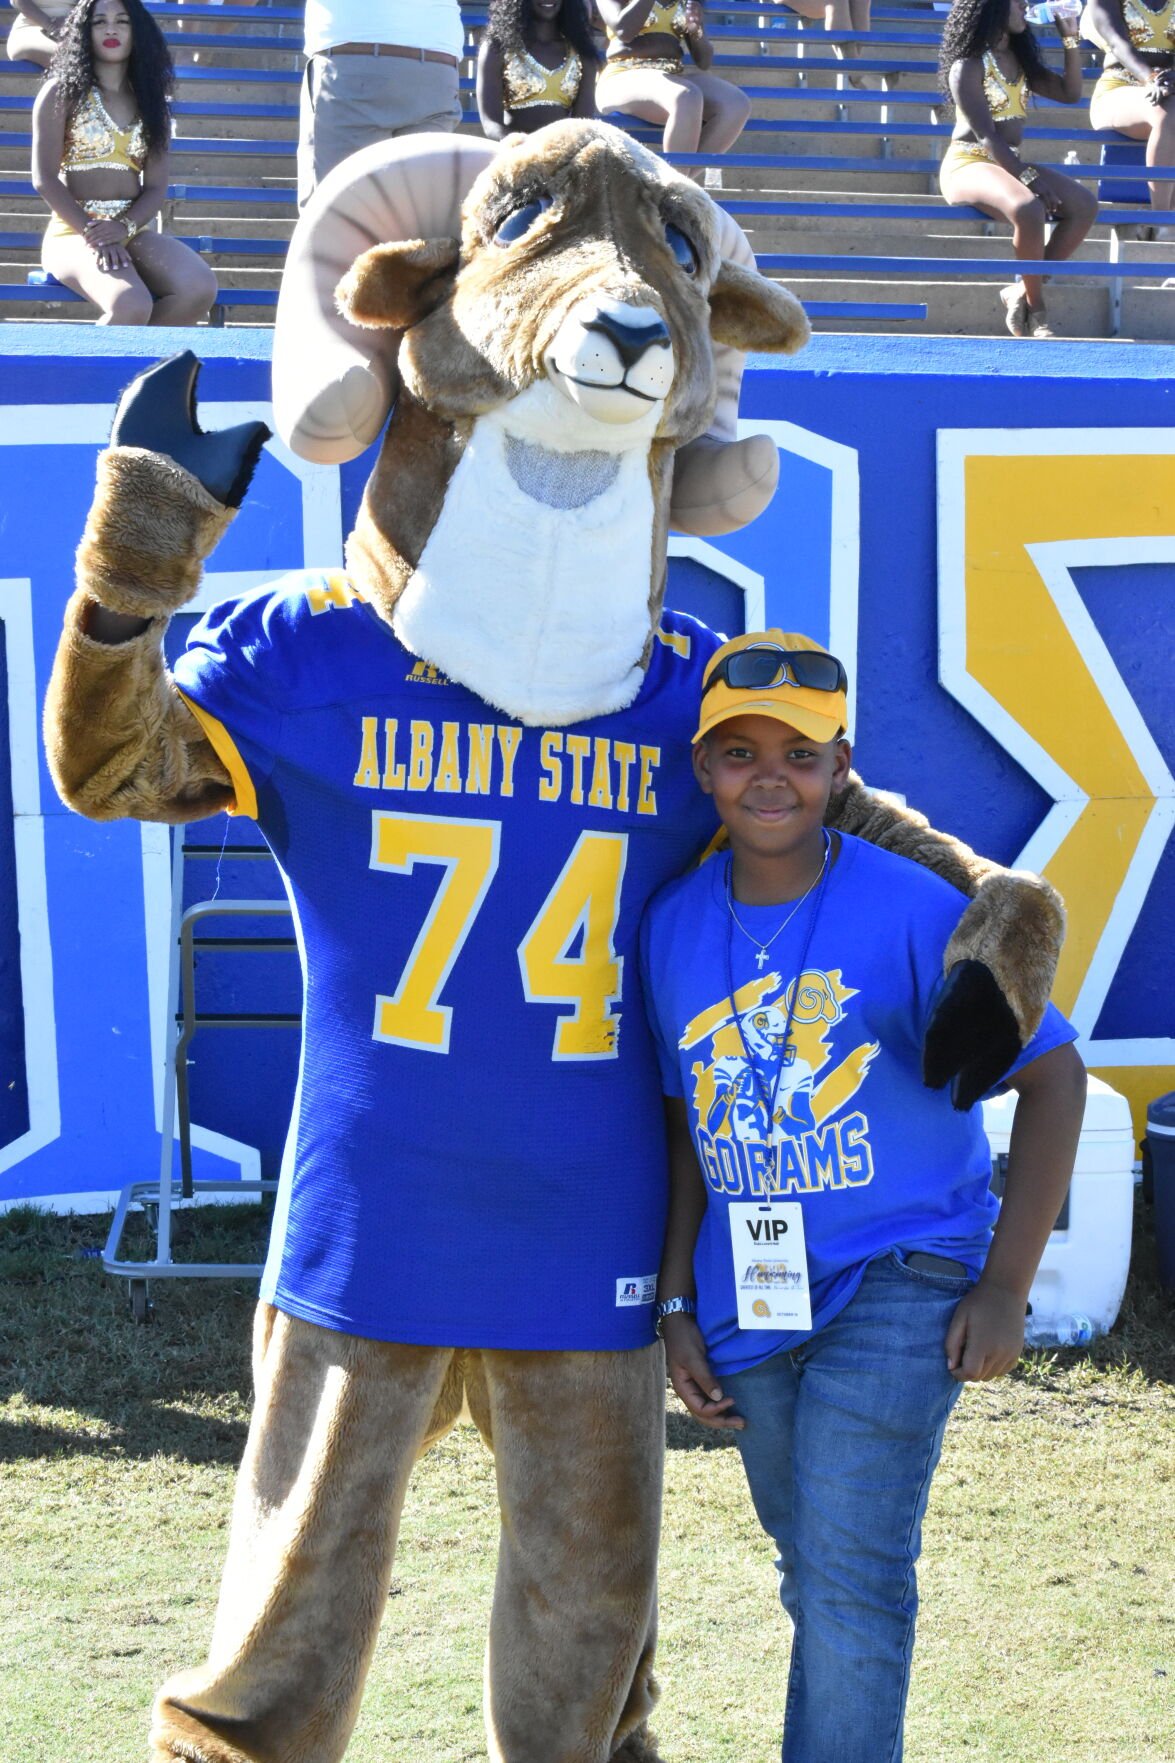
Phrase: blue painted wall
[{"left": 1, "top": 326, "right": 1171, "bottom": 1204}]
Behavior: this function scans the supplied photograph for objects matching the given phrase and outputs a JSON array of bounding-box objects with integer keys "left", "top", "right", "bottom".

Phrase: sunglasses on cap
[{"left": 701, "top": 643, "right": 848, "bottom": 698}]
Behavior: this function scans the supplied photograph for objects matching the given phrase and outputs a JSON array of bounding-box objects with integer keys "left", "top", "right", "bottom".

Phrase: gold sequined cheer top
[
  {"left": 502, "top": 43, "right": 583, "bottom": 111},
  {"left": 981, "top": 48, "right": 1029, "bottom": 120},
  {"left": 606, "top": 0, "right": 690, "bottom": 47},
  {"left": 61, "top": 87, "right": 148, "bottom": 175},
  {"left": 1082, "top": 0, "right": 1175, "bottom": 61}
]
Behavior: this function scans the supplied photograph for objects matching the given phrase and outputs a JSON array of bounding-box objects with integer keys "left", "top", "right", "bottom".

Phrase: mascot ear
[
  {"left": 336, "top": 238, "right": 461, "bottom": 331},
  {"left": 708, "top": 259, "right": 810, "bottom": 356}
]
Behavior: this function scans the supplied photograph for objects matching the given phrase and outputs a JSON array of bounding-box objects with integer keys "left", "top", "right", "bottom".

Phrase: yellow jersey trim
[
  {"left": 655, "top": 624, "right": 692, "bottom": 659},
  {"left": 178, "top": 689, "right": 259, "bottom": 820}
]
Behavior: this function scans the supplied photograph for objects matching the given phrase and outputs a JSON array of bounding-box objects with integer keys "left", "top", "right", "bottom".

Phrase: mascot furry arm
[{"left": 44, "top": 123, "right": 1062, "bottom": 1110}]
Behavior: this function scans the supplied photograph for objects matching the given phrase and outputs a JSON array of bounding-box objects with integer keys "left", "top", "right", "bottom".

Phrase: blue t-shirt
[
  {"left": 639, "top": 833, "right": 1078, "bottom": 1375},
  {"left": 172, "top": 572, "right": 720, "bottom": 1350}
]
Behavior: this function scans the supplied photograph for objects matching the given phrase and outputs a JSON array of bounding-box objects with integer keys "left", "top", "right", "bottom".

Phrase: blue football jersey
[{"left": 172, "top": 572, "right": 720, "bottom": 1349}]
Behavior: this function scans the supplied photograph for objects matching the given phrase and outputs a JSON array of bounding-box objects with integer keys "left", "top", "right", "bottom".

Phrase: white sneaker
[{"left": 1000, "top": 284, "right": 1029, "bottom": 338}]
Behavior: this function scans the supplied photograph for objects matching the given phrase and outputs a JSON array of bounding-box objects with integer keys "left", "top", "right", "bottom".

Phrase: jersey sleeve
[
  {"left": 171, "top": 587, "right": 290, "bottom": 820},
  {"left": 638, "top": 903, "right": 685, "bottom": 1098}
]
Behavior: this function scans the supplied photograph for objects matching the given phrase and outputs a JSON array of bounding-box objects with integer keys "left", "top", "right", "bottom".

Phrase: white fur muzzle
[
  {"left": 392, "top": 382, "right": 662, "bottom": 726},
  {"left": 545, "top": 297, "right": 675, "bottom": 426}
]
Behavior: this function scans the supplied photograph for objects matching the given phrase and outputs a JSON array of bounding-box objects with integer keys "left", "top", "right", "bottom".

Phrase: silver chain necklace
[{"left": 725, "top": 831, "right": 831, "bottom": 971}]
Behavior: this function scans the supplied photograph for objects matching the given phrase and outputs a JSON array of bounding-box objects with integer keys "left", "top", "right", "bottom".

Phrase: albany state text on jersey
[{"left": 351, "top": 716, "right": 662, "bottom": 814}]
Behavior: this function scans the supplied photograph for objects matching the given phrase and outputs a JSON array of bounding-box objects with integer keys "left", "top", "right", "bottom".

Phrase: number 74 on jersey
[{"left": 370, "top": 811, "right": 629, "bottom": 1061}]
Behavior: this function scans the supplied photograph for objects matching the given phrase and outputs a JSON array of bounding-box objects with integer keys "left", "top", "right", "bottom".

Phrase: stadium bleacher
[{"left": 0, "top": 0, "right": 1171, "bottom": 338}]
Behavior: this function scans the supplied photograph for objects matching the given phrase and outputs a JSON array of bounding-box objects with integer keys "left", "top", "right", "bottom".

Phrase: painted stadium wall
[{"left": 1, "top": 325, "right": 1171, "bottom": 1210}]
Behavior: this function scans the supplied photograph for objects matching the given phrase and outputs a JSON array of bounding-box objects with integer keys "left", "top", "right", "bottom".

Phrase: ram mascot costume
[{"left": 45, "top": 124, "right": 1062, "bottom": 1763}]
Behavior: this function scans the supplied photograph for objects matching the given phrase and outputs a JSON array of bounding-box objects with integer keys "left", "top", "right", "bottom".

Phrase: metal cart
[{"left": 103, "top": 829, "right": 298, "bottom": 1320}]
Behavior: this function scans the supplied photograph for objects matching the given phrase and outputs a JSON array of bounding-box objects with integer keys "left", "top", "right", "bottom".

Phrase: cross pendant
[{"left": 755, "top": 947, "right": 769, "bottom": 970}]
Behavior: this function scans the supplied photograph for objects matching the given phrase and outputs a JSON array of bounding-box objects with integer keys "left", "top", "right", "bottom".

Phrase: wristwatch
[
  {"left": 1019, "top": 164, "right": 1040, "bottom": 188},
  {"left": 654, "top": 1295, "right": 697, "bottom": 1335}
]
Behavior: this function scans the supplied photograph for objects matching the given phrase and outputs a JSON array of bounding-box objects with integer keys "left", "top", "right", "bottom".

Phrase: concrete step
[
  {"left": 0, "top": 238, "right": 288, "bottom": 271},
  {"left": 0, "top": 296, "right": 269, "bottom": 325},
  {"left": 0, "top": 145, "right": 295, "bottom": 177},
  {"left": 160, "top": 196, "right": 296, "bottom": 220},
  {"left": 768, "top": 270, "right": 1134, "bottom": 339},
  {"left": 198, "top": 264, "right": 282, "bottom": 288},
  {"left": 698, "top": 135, "right": 952, "bottom": 166},
  {"left": 739, "top": 211, "right": 997, "bottom": 244},
  {"left": 158, "top": 213, "right": 293, "bottom": 240},
  {"left": 168, "top": 49, "right": 305, "bottom": 74},
  {"left": 1122, "top": 282, "right": 1175, "bottom": 337},
  {"left": 0, "top": 112, "right": 298, "bottom": 145},
  {"left": 0, "top": 256, "right": 281, "bottom": 288},
  {"left": 716, "top": 166, "right": 941, "bottom": 194},
  {"left": 740, "top": 221, "right": 1175, "bottom": 263},
  {"left": 95, "top": 192, "right": 297, "bottom": 222}
]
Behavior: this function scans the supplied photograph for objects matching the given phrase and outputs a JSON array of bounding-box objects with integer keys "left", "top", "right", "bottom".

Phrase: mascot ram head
[{"left": 273, "top": 121, "right": 808, "bottom": 726}]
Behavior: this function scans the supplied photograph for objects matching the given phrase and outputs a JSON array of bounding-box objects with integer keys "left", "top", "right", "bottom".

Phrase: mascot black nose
[{"left": 585, "top": 308, "right": 671, "bottom": 372}]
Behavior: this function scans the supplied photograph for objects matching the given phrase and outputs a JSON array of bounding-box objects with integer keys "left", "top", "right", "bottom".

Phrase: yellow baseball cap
[{"left": 693, "top": 629, "right": 849, "bottom": 745}]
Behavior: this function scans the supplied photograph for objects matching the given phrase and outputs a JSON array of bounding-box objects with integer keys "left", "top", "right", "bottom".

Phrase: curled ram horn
[
  {"left": 272, "top": 134, "right": 496, "bottom": 465},
  {"left": 673, "top": 201, "right": 792, "bottom": 537},
  {"left": 272, "top": 132, "right": 793, "bottom": 534}
]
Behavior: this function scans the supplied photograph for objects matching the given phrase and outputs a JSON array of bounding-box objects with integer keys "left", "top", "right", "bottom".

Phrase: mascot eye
[
  {"left": 494, "top": 196, "right": 552, "bottom": 246},
  {"left": 664, "top": 222, "right": 698, "bottom": 275}
]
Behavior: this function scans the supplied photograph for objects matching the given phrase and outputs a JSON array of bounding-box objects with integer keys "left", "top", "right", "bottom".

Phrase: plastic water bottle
[
  {"left": 1026, "top": 1313, "right": 1094, "bottom": 1347},
  {"left": 1025, "top": 0, "right": 1081, "bottom": 20}
]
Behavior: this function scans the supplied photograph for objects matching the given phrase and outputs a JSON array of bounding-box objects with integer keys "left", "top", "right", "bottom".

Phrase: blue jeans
[{"left": 722, "top": 1251, "right": 971, "bottom": 1763}]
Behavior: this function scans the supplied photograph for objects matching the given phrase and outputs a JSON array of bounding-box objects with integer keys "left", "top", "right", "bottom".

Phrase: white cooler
[{"left": 982, "top": 1075, "right": 1136, "bottom": 1340}]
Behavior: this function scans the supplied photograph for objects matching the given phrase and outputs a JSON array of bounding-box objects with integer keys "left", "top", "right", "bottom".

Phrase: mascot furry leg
[{"left": 154, "top": 1319, "right": 663, "bottom": 1763}]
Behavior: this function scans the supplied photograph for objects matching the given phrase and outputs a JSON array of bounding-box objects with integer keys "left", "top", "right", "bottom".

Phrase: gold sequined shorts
[
  {"left": 939, "top": 139, "right": 997, "bottom": 189},
  {"left": 507, "top": 96, "right": 577, "bottom": 112},
  {"left": 43, "top": 196, "right": 134, "bottom": 245},
  {"left": 597, "top": 53, "right": 686, "bottom": 89},
  {"left": 1094, "top": 66, "right": 1149, "bottom": 102}
]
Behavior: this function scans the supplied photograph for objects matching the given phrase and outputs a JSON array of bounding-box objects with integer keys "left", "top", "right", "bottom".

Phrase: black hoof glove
[
  {"left": 110, "top": 351, "right": 271, "bottom": 509},
  {"left": 923, "top": 959, "right": 1023, "bottom": 1113}
]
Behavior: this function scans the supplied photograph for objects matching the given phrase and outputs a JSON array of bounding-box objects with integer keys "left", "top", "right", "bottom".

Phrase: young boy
[{"left": 640, "top": 629, "right": 1086, "bottom": 1763}]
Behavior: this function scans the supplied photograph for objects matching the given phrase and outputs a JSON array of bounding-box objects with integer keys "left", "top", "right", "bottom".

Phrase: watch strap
[{"left": 654, "top": 1295, "right": 697, "bottom": 1335}]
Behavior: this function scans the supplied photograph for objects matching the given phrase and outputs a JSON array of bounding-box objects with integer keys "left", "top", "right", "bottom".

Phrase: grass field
[{"left": 1, "top": 1198, "right": 1172, "bottom": 1763}]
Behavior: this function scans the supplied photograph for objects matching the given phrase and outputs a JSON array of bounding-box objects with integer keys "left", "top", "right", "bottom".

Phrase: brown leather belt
[{"left": 327, "top": 42, "right": 459, "bottom": 67}]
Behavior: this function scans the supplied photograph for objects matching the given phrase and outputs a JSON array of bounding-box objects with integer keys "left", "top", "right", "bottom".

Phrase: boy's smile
[{"left": 694, "top": 714, "right": 851, "bottom": 903}]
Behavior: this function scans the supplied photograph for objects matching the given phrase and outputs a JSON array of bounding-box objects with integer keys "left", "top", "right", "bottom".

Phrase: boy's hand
[
  {"left": 662, "top": 1315, "right": 744, "bottom": 1429},
  {"left": 945, "top": 1278, "right": 1026, "bottom": 1382}
]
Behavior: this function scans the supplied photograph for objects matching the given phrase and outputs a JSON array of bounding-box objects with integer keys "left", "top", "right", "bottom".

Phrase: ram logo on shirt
[{"left": 678, "top": 969, "right": 880, "bottom": 1200}]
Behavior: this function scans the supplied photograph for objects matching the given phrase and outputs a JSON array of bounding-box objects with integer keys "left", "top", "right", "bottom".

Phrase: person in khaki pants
[{"left": 298, "top": 0, "right": 464, "bottom": 207}]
